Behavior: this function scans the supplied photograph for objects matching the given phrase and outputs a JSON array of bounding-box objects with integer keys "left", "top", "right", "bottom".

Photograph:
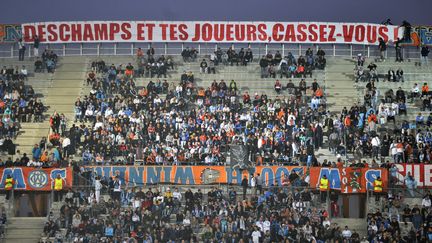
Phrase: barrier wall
[{"left": 83, "top": 166, "right": 387, "bottom": 193}]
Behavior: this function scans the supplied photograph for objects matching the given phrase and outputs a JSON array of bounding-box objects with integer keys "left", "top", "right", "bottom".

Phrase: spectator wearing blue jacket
[{"left": 405, "top": 172, "right": 418, "bottom": 197}]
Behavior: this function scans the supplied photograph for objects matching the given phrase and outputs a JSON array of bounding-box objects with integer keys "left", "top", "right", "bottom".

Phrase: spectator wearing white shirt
[
  {"left": 411, "top": 83, "right": 420, "bottom": 102},
  {"left": 371, "top": 135, "right": 381, "bottom": 159},
  {"left": 422, "top": 195, "right": 431, "bottom": 208},
  {"left": 27, "top": 160, "right": 42, "bottom": 167},
  {"left": 255, "top": 217, "right": 265, "bottom": 232},
  {"left": 62, "top": 137, "right": 71, "bottom": 158},
  {"left": 322, "top": 217, "right": 331, "bottom": 227},
  {"left": 262, "top": 218, "right": 271, "bottom": 233},
  {"left": 94, "top": 176, "right": 102, "bottom": 203},
  {"left": 250, "top": 175, "right": 257, "bottom": 195},
  {"left": 342, "top": 225, "right": 352, "bottom": 238},
  {"left": 173, "top": 188, "right": 182, "bottom": 201},
  {"left": 20, "top": 66, "right": 28, "bottom": 80},
  {"left": 251, "top": 227, "right": 261, "bottom": 243}
]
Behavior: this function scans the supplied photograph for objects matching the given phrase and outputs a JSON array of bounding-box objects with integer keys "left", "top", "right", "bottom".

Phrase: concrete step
[{"left": 331, "top": 218, "right": 367, "bottom": 236}]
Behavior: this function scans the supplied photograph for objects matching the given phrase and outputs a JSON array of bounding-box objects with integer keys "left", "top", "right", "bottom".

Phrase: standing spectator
[
  {"left": 421, "top": 45, "right": 429, "bottom": 66},
  {"left": 113, "top": 176, "right": 122, "bottom": 202},
  {"left": 53, "top": 174, "right": 64, "bottom": 202},
  {"left": 405, "top": 172, "right": 417, "bottom": 197},
  {"left": 394, "top": 37, "right": 403, "bottom": 62},
  {"left": 241, "top": 175, "right": 248, "bottom": 200},
  {"left": 94, "top": 176, "right": 102, "bottom": 203},
  {"left": 319, "top": 175, "right": 329, "bottom": 203},
  {"left": 18, "top": 38, "right": 26, "bottom": 61},
  {"left": 136, "top": 47, "right": 144, "bottom": 62},
  {"left": 259, "top": 56, "right": 269, "bottom": 78},
  {"left": 4, "top": 175, "right": 14, "bottom": 200},
  {"left": 378, "top": 38, "right": 387, "bottom": 61},
  {"left": 373, "top": 176, "right": 383, "bottom": 202},
  {"left": 371, "top": 135, "right": 381, "bottom": 159},
  {"left": 256, "top": 173, "right": 263, "bottom": 195},
  {"left": 33, "top": 35, "right": 40, "bottom": 57},
  {"left": 147, "top": 46, "right": 155, "bottom": 57},
  {"left": 250, "top": 174, "right": 257, "bottom": 195}
]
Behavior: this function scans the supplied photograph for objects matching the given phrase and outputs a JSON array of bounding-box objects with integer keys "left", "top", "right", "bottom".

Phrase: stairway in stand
[
  {"left": 4, "top": 217, "right": 46, "bottom": 243},
  {"left": 43, "top": 57, "right": 88, "bottom": 127}
]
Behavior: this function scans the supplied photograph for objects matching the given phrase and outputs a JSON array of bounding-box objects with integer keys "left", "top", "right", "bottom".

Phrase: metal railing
[{"left": 0, "top": 42, "right": 428, "bottom": 61}]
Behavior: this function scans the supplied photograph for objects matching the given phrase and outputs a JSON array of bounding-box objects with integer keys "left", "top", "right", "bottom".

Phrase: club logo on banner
[{"left": 28, "top": 170, "right": 49, "bottom": 189}]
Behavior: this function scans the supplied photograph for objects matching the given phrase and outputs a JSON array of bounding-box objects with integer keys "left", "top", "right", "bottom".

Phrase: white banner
[{"left": 21, "top": 21, "right": 403, "bottom": 44}]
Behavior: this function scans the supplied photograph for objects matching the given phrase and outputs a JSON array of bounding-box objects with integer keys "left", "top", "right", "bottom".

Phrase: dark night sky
[{"left": 2, "top": 0, "right": 430, "bottom": 25}]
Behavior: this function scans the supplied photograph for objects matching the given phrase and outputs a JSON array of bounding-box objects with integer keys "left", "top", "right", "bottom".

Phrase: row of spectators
[{"left": 260, "top": 48, "right": 326, "bottom": 79}]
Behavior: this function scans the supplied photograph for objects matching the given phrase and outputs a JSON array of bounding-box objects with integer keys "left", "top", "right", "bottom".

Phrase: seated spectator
[
  {"left": 422, "top": 82, "right": 429, "bottom": 97},
  {"left": 296, "top": 64, "right": 305, "bottom": 78},
  {"left": 46, "top": 59, "right": 55, "bottom": 73},
  {"left": 34, "top": 58, "right": 44, "bottom": 73},
  {"left": 416, "top": 113, "right": 424, "bottom": 125},
  {"left": 267, "top": 64, "right": 276, "bottom": 78},
  {"left": 423, "top": 97, "right": 431, "bottom": 111},
  {"left": 288, "top": 64, "right": 297, "bottom": 78},
  {"left": 273, "top": 51, "right": 282, "bottom": 65},
  {"left": 286, "top": 79, "right": 295, "bottom": 94},
  {"left": 396, "top": 68, "right": 404, "bottom": 82},
  {"left": 86, "top": 71, "right": 96, "bottom": 86},
  {"left": 411, "top": 83, "right": 420, "bottom": 102},
  {"left": 208, "top": 60, "right": 216, "bottom": 74},
  {"left": 19, "top": 66, "right": 28, "bottom": 80},
  {"left": 274, "top": 80, "right": 282, "bottom": 93},
  {"left": 387, "top": 68, "right": 396, "bottom": 82},
  {"left": 200, "top": 59, "right": 208, "bottom": 74},
  {"left": 242, "top": 91, "right": 250, "bottom": 105},
  {"left": 244, "top": 48, "right": 253, "bottom": 64}
]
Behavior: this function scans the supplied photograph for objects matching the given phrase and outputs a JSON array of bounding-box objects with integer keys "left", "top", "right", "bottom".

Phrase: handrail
[{"left": 0, "top": 43, "right": 426, "bottom": 60}]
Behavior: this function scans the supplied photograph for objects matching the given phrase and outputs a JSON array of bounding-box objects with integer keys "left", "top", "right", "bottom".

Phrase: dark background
[{"left": 2, "top": 0, "right": 430, "bottom": 25}]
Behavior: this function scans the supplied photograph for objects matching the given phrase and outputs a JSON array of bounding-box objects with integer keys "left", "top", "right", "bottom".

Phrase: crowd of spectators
[
  {"left": 259, "top": 48, "right": 326, "bottom": 79},
  {"left": 366, "top": 190, "right": 432, "bottom": 242},
  {"left": 43, "top": 46, "right": 330, "bottom": 167},
  {"left": 0, "top": 60, "right": 45, "bottom": 156},
  {"left": 1, "top": 44, "right": 432, "bottom": 242},
  {"left": 327, "top": 56, "right": 432, "bottom": 164},
  {"left": 34, "top": 49, "right": 58, "bottom": 73},
  {"left": 41, "top": 178, "right": 371, "bottom": 243}
]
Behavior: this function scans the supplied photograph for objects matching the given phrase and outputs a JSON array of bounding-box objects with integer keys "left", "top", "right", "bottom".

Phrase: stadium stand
[{"left": 0, "top": 33, "right": 431, "bottom": 242}]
